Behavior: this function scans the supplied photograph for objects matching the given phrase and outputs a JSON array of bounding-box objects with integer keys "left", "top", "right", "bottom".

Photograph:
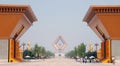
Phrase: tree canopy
[
  {"left": 65, "top": 43, "right": 86, "bottom": 58},
  {"left": 23, "top": 44, "right": 54, "bottom": 59}
]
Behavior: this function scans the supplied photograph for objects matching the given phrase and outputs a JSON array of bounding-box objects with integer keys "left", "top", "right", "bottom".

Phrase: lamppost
[
  {"left": 22, "top": 43, "right": 26, "bottom": 51},
  {"left": 95, "top": 43, "right": 99, "bottom": 51},
  {"left": 19, "top": 43, "right": 26, "bottom": 58},
  {"left": 19, "top": 43, "right": 26, "bottom": 51},
  {"left": 95, "top": 43, "right": 99, "bottom": 58}
]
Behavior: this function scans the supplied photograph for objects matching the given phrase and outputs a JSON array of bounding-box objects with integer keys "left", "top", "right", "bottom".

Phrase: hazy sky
[{"left": 1, "top": 0, "right": 120, "bottom": 53}]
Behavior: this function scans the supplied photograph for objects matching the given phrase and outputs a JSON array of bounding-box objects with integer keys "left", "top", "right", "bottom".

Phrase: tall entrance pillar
[
  {"left": 0, "top": 4, "right": 37, "bottom": 62},
  {"left": 83, "top": 5, "right": 120, "bottom": 63}
]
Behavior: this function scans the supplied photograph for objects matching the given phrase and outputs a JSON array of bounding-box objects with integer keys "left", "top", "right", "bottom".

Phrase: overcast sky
[{"left": 1, "top": 0, "right": 120, "bottom": 53}]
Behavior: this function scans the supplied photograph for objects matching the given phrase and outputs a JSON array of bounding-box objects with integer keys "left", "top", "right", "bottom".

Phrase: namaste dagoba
[{"left": 53, "top": 36, "right": 67, "bottom": 57}]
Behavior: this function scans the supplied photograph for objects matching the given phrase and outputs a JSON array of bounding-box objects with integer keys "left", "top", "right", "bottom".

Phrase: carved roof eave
[
  {"left": 83, "top": 5, "right": 120, "bottom": 23},
  {"left": 0, "top": 4, "right": 37, "bottom": 23}
]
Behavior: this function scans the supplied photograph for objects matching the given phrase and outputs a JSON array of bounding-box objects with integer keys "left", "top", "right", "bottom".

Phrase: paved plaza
[{"left": 0, "top": 57, "right": 120, "bottom": 66}]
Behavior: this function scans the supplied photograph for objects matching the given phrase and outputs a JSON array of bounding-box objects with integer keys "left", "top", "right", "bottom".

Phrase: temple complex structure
[
  {"left": 0, "top": 4, "right": 37, "bottom": 62},
  {"left": 53, "top": 36, "right": 67, "bottom": 57},
  {"left": 84, "top": 5, "right": 120, "bottom": 63}
]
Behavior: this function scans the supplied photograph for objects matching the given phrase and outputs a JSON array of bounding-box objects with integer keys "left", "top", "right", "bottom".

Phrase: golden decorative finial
[
  {"left": 27, "top": 42, "right": 31, "bottom": 50},
  {"left": 89, "top": 42, "right": 93, "bottom": 52}
]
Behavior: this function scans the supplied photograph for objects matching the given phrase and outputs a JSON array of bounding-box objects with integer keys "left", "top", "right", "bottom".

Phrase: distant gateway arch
[{"left": 53, "top": 36, "right": 67, "bottom": 57}]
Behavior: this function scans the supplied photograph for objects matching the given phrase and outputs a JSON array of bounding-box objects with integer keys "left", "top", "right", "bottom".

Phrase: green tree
[
  {"left": 76, "top": 43, "right": 86, "bottom": 57},
  {"left": 24, "top": 44, "right": 54, "bottom": 59},
  {"left": 65, "top": 43, "right": 86, "bottom": 58},
  {"left": 31, "top": 48, "right": 35, "bottom": 57},
  {"left": 80, "top": 43, "right": 86, "bottom": 57},
  {"left": 41, "top": 47, "right": 46, "bottom": 57},
  {"left": 65, "top": 50, "right": 76, "bottom": 58},
  {"left": 46, "top": 51, "right": 55, "bottom": 58},
  {"left": 34, "top": 44, "right": 41, "bottom": 58},
  {"left": 74, "top": 47, "right": 78, "bottom": 57}
]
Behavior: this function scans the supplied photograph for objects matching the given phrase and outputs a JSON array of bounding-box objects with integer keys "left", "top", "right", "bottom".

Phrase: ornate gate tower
[
  {"left": 0, "top": 4, "right": 37, "bottom": 62},
  {"left": 53, "top": 36, "right": 67, "bottom": 57}
]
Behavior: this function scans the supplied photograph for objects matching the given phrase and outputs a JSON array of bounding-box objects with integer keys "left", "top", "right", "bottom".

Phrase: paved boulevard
[{"left": 0, "top": 57, "right": 120, "bottom": 66}]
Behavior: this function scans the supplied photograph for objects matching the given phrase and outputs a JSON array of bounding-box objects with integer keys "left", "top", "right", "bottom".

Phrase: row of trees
[
  {"left": 23, "top": 44, "right": 54, "bottom": 59},
  {"left": 65, "top": 43, "right": 97, "bottom": 59},
  {"left": 65, "top": 43, "right": 86, "bottom": 58}
]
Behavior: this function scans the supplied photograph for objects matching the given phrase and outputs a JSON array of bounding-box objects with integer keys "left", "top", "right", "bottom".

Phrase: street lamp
[
  {"left": 22, "top": 43, "right": 26, "bottom": 51},
  {"left": 95, "top": 43, "right": 99, "bottom": 58},
  {"left": 19, "top": 43, "right": 26, "bottom": 51},
  {"left": 95, "top": 43, "right": 99, "bottom": 51}
]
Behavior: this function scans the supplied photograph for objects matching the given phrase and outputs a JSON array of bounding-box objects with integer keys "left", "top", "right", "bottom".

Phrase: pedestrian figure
[
  {"left": 80, "top": 57, "right": 83, "bottom": 63},
  {"left": 90, "top": 59, "right": 92, "bottom": 63},
  {"left": 112, "top": 56, "right": 115, "bottom": 65}
]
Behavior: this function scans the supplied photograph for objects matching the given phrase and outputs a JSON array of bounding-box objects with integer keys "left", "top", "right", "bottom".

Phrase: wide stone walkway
[{"left": 0, "top": 57, "right": 120, "bottom": 66}]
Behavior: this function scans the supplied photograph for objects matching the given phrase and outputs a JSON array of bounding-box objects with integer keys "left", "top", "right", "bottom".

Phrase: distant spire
[
  {"left": 89, "top": 42, "right": 93, "bottom": 52},
  {"left": 27, "top": 42, "right": 31, "bottom": 51}
]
